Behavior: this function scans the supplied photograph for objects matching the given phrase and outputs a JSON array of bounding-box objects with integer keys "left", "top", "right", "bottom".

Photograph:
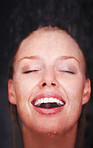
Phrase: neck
[{"left": 22, "top": 123, "right": 78, "bottom": 148}]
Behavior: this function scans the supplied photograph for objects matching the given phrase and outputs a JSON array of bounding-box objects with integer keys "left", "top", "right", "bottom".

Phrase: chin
[{"left": 28, "top": 119, "right": 68, "bottom": 136}]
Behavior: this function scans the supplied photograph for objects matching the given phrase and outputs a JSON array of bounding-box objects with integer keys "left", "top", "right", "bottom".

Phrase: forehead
[{"left": 15, "top": 27, "right": 85, "bottom": 65}]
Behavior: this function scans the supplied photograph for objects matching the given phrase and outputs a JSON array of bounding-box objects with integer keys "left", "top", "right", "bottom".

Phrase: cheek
[
  {"left": 13, "top": 73, "right": 42, "bottom": 124},
  {"left": 58, "top": 75, "right": 85, "bottom": 113},
  {"left": 67, "top": 80, "right": 84, "bottom": 101},
  {"left": 59, "top": 76, "right": 84, "bottom": 122},
  {"left": 13, "top": 74, "right": 41, "bottom": 104},
  {"left": 58, "top": 74, "right": 84, "bottom": 100},
  {"left": 13, "top": 76, "right": 37, "bottom": 127}
]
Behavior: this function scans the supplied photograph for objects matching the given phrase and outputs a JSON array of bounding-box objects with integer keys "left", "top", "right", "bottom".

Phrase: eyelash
[
  {"left": 23, "top": 70, "right": 74, "bottom": 74},
  {"left": 23, "top": 70, "right": 39, "bottom": 74},
  {"left": 59, "top": 70, "right": 75, "bottom": 74},
  {"left": 65, "top": 71, "right": 74, "bottom": 74}
]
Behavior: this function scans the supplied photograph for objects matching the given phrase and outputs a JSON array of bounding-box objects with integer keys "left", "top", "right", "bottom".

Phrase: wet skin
[{"left": 8, "top": 28, "right": 91, "bottom": 148}]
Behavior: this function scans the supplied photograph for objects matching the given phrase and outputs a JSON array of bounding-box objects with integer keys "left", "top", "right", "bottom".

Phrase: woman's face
[{"left": 8, "top": 28, "right": 91, "bottom": 135}]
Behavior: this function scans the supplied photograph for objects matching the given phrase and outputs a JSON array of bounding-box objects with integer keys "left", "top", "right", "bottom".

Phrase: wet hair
[
  {"left": 8, "top": 25, "right": 90, "bottom": 79},
  {"left": 8, "top": 25, "right": 89, "bottom": 148},
  {"left": 7, "top": 1, "right": 91, "bottom": 148}
]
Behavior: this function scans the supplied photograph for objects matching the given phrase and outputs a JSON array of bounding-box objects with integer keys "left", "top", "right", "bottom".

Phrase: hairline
[{"left": 9, "top": 26, "right": 87, "bottom": 79}]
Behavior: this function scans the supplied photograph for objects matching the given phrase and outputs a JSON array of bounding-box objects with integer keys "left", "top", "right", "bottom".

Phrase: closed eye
[
  {"left": 59, "top": 70, "right": 75, "bottom": 74},
  {"left": 65, "top": 71, "right": 74, "bottom": 74},
  {"left": 23, "top": 70, "right": 39, "bottom": 74}
]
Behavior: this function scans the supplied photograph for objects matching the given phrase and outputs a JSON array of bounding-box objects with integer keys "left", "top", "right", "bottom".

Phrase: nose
[{"left": 39, "top": 68, "right": 58, "bottom": 88}]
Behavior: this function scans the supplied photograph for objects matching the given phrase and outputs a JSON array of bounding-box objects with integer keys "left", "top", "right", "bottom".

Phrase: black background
[{"left": 0, "top": 0, "right": 93, "bottom": 148}]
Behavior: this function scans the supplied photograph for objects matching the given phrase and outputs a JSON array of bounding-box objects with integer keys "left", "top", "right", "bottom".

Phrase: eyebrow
[
  {"left": 18, "top": 55, "right": 80, "bottom": 63},
  {"left": 18, "top": 56, "right": 40, "bottom": 62},
  {"left": 56, "top": 56, "right": 80, "bottom": 63}
]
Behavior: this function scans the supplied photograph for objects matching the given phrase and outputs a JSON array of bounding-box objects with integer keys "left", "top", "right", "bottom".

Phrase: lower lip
[{"left": 33, "top": 105, "right": 64, "bottom": 115}]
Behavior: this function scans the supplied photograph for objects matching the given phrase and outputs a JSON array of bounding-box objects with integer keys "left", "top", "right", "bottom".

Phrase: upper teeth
[{"left": 34, "top": 98, "right": 64, "bottom": 106}]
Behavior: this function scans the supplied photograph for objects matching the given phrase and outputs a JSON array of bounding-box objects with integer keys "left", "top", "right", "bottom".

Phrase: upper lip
[{"left": 31, "top": 93, "right": 65, "bottom": 105}]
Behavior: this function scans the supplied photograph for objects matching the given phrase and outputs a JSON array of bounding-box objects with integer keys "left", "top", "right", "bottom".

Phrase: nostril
[
  {"left": 51, "top": 82, "right": 56, "bottom": 86},
  {"left": 42, "top": 82, "right": 47, "bottom": 87},
  {"left": 41, "top": 82, "right": 56, "bottom": 87}
]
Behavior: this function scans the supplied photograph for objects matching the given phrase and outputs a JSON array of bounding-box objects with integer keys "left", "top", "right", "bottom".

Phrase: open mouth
[
  {"left": 31, "top": 93, "right": 65, "bottom": 115},
  {"left": 32, "top": 97, "right": 65, "bottom": 109}
]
